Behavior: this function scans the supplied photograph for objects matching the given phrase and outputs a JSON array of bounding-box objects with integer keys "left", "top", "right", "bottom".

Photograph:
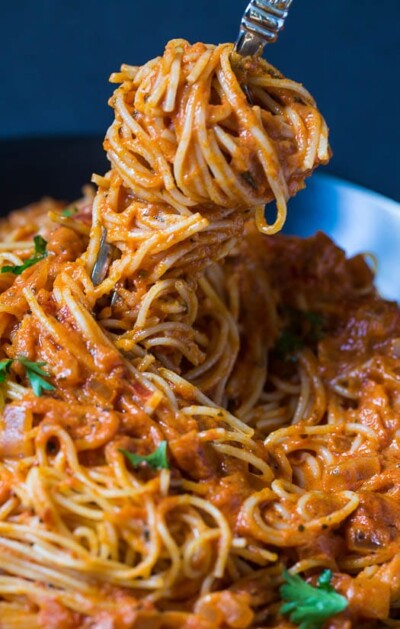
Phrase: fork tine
[
  {"left": 91, "top": 227, "right": 112, "bottom": 286},
  {"left": 235, "top": 0, "right": 293, "bottom": 56},
  {"left": 244, "top": 9, "right": 286, "bottom": 38},
  {"left": 253, "top": 0, "right": 293, "bottom": 18}
]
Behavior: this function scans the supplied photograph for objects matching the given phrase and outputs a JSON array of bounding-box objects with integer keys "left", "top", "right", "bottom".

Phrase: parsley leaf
[
  {"left": 33, "top": 235, "right": 47, "bottom": 256},
  {"left": 302, "top": 311, "right": 325, "bottom": 342},
  {"left": 276, "top": 330, "right": 304, "bottom": 361},
  {"left": 1, "top": 235, "right": 48, "bottom": 275},
  {"left": 317, "top": 569, "right": 336, "bottom": 591},
  {"left": 62, "top": 207, "right": 78, "bottom": 218},
  {"left": 280, "top": 569, "right": 348, "bottom": 629},
  {"left": 17, "top": 356, "right": 55, "bottom": 397},
  {"left": 275, "top": 308, "right": 326, "bottom": 362},
  {"left": 0, "top": 359, "right": 13, "bottom": 383},
  {"left": 120, "top": 442, "right": 169, "bottom": 470}
]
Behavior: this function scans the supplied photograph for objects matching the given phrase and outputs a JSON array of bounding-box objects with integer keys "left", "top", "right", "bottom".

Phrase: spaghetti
[{"left": 0, "top": 39, "right": 396, "bottom": 628}]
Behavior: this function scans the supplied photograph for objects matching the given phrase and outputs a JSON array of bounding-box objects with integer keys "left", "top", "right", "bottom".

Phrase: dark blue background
[{"left": 1, "top": 1, "right": 399, "bottom": 199}]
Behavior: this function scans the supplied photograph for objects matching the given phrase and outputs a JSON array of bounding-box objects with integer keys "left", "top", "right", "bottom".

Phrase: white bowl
[{"left": 285, "top": 173, "right": 400, "bottom": 301}]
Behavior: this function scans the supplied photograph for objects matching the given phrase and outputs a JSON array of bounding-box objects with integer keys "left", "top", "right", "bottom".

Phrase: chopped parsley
[
  {"left": 0, "top": 356, "right": 54, "bottom": 396},
  {"left": 120, "top": 441, "right": 169, "bottom": 470},
  {"left": 0, "top": 359, "right": 13, "bottom": 383},
  {"left": 275, "top": 308, "right": 325, "bottom": 361},
  {"left": 17, "top": 356, "right": 55, "bottom": 397},
  {"left": 276, "top": 329, "right": 304, "bottom": 361},
  {"left": 33, "top": 234, "right": 47, "bottom": 255},
  {"left": 280, "top": 569, "right": 348, "bottom": 629},
  {"left": 1, "top": 235, "right": 48, "bottom": 275},
  {"left": 61, "top": 206, "right": 78, "bottom": 218}
]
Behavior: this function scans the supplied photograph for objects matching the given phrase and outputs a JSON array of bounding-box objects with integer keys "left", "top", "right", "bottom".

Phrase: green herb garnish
[
  {"left": 0, "top": 356, "right": 54, "bottom": 396},
  {"left": 302, "top": 311, "right": 325, "bottom": 342},
  {"left": 276, "top": 330, "right": 304, "bottom": 361},
  {"left": 1, "top": 235, "right": 48, "bottom": 275},
  {"left": 275, "top": 308, "right": 325, "bottom": 362},
  {"left": 17, "top": 356, "right": 55, "bottom": 397},
  {"left": 32, "top": 235, "right": 47, "bottom": 255},
  {"left": 120, "top": 441, "right": 169, "bottom": 470},
  {"left": 62, "top": 207, "right": 79, "bottom": 218},
  {"left": 0, "top": 359, "right": 13, "bottom": 383},
  {"left": 280, "top": 569, "right": 348, "bottom": 629}
]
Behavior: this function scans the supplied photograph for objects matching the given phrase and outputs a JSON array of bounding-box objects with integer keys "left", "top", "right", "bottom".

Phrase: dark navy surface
[{"left": 0, "top": 1, "right": 399, "bottom": 199}]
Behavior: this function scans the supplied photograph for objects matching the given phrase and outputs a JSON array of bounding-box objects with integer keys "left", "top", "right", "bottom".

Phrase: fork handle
[{"left": 235, "top": 0, "right": 293, "bottom": 56}]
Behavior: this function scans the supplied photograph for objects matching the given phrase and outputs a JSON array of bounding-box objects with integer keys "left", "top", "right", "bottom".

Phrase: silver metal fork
[{"left": 235, "top": 0, "right": 294, "bottom": 57}]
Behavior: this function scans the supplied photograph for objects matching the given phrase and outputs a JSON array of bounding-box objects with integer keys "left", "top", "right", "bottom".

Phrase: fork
[{"left": 235, "top": 0, "right": 294, "bottom": 57}]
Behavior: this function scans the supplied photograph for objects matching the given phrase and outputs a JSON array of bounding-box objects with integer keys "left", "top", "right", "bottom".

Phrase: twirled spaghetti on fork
[{"left": 0, "top": 39, "right": 398, "bottom": 629}]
